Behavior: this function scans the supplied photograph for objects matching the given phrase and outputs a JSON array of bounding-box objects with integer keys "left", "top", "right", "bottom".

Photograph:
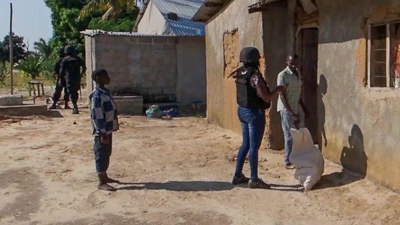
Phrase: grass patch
[{"left": 0, "top": 71, "right": 54, "bottom": 88}]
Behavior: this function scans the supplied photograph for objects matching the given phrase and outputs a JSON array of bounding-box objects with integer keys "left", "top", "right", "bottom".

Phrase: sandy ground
[{"left": 1, "top": 109, "right": 400, "bottom": 225}]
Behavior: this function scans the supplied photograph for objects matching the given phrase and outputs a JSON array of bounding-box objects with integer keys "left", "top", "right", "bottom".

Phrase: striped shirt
[
  {"left": 277, "top": 67, "right": 303, "bottom": 113},
  {"left": 89, "top": 87, "right": 119, "bottom": 136}
]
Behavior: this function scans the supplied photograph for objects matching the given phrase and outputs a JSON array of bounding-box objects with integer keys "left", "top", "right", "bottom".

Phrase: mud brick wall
[
  {"left": 205, "top": 0, "right": 272, "bottom": 143},
  {"left": 90, "top": 34, "right": 178, "bottom": 103}
]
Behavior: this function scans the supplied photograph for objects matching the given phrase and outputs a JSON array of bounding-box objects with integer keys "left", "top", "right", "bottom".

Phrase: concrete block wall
[{"left": 90, "top": 35, "right": 178, "bottom": 103}]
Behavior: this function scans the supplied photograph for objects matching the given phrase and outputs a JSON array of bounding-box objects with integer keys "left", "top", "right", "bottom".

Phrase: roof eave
[
  {"left": 80, "top": 29, "right": 204, "bottom": 37},
  {"left": 248, "top": 0, "right": 287, "bottom": 14},
  {"left": 192, "top": 0, "right": 233, "bottom": 23}
]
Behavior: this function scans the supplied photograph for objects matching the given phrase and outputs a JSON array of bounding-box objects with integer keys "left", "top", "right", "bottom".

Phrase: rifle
[{"left": 227, "top": 66, "right": 242, "bottom": 79}]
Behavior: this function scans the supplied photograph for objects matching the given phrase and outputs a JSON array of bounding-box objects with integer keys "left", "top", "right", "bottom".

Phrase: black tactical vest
[
  {"left": 61, "top": 55, "right": 82, "bottom": 79},
  {"left": 54, "top": 58, "right": 63, "bottom": 77},
  {"left": 235, "top": 67, "right": 270, "bottom": 110}
]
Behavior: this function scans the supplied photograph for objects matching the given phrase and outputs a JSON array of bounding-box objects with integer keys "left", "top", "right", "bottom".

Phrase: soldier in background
[
  {"left": 59, "top": 45, "right": 86, "bottom": 114},
  {"left": 49, "top": 48, "right": 70, "bottom": 110}
]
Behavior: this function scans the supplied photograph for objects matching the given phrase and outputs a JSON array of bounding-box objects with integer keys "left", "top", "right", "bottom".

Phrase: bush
[
  {"left": 40, "top": 55, "right": 58, "bottom": 83},
  {"left": 0, "top": 64, "right": 8, "bottom": 82}
]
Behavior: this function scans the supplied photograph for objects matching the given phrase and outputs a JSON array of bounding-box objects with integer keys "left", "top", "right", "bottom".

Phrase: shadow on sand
[{"left": 117, "top": 181, "right": 303, "bottom": 192}]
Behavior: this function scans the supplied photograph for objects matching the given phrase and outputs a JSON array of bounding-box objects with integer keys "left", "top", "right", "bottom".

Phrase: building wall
[
  {"left": 84, "top": 36, "right": 95, "bottom": 94},
  {"left": 205, "top": 0, "right": 400, "bottom": 191},
  {"left": 261, "top": 1, "right": 296, "bottom": 149},
  {"left": 137, "top": 1, "right": 167, "bottom": 34},
  {"left": 87, "top": 34, "right": 177, "bottom": 103},
  {"left": 205, "top": 0, "right": 265, "bottom": 135},
  {"left": 315, "top": 0, "right": 400, "bottom": 191},
  {"left": 176, "top": 37, "right": 206, "bottom": 103},
  {"left": 84, "top": 34, "right": 206, "bottom": 105}
]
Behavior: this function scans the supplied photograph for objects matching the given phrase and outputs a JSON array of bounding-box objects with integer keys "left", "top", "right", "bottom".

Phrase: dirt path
[{"left": 0, "top": 109, "right": 399, "bottom": 225}]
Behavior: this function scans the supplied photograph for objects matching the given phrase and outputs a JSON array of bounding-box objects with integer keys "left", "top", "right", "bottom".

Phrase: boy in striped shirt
[{"left": 89, "top": 69, "right": 120, "bottom": 191}]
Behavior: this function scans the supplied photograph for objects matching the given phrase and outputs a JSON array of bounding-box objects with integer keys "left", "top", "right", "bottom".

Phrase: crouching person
[{"left": 89, "top": 69, "right": 120, "bottom": 191}]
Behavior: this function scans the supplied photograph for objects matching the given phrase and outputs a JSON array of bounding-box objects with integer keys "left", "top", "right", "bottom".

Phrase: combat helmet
[
  {"left": 64, "top": 45, "right": 76, "bottom": 55},
  {"left": 239, "top": 47, "right": 261, "bottom": 64}
]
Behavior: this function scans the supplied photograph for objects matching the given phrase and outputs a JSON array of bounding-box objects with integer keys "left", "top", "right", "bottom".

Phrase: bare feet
[
  {"left": 104, "top": 177, "right": 120, "bottom": 183},
  {"left": 97, "top": 183, "right": 116, "bottom": 191}
]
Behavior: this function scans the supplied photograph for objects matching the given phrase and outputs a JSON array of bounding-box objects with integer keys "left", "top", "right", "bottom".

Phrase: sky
[{"left": 0, "top": 0, "right": 53, "bottom": 50}]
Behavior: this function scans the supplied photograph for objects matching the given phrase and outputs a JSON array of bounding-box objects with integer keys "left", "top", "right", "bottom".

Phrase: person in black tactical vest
[
  {"left": 59, "top": 45, "right": 86, "bottom": 114},
  {"left": 49, "top": 48, "right": 70, "bottom": 110},
  {"left": 232, "top": 47, "right": 285, "bottom": 189}
]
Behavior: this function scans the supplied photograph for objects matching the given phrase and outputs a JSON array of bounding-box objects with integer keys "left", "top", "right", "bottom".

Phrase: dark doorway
[{"left": 298, "top": 28, "right": 319, "bottom": 143}]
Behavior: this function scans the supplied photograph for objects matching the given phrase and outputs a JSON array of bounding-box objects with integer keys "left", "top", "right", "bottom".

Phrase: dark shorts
[{"left": 93, "top": 134, "right": 113, "bottom": 173}]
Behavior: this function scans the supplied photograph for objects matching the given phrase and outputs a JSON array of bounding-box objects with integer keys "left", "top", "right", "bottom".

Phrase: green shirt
[{"left": 277, "top": 67, "right": 303, "bottom": 113}]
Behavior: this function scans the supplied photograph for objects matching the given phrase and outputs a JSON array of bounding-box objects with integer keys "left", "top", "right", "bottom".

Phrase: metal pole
[{"left": 9, "top": 3, "right": 14, "bottom": 95}]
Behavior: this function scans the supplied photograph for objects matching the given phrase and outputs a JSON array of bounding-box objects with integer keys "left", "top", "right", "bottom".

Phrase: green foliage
[
  {"left": 45, "top": 0, "right": 139, "bottom": 58},
  {"left": 0, "top": 33, "right": 29, "bottom": 67},
  {"left": 79, "top": 0, "right": 137, "bottom": 20},
  {"left": 15, "top": 54, "right": 44, "bottom": 80},
  {"left": 0, "top": 45, "right": 6, "bottom": 69},
  {"left": 88, "top": 17, "right": 134, "bottom": 32},
  {"left": 0, "top": 32, "right": 58, "bottom": 84},
  {"left": 40, "top": 54, "right": 59, "bottom": 83},
  {"left": 33, "top": 38, "right": 52, "bottom": 59},
  {"left": 87, "top": 5, "right": 138, "bottom": 31},
  {"left": 0, "top": 33, "right": 28, "bottom": 84},
  {"left": 0, "top": 63, "right": 9, "bottom": 82},
  {"left": 45, "top": 0, "right": 91, "bottom": 57},
  {"left": 1, "top": 0, "right": 142, "bottom": 87},
  {"left": 15, "top": 51, "right": 59, "bottom": 82}
]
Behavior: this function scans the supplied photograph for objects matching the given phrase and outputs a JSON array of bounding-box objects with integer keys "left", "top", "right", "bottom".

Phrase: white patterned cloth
[{"left": 89, "top": 87, "right": 119, "bottom": 136}]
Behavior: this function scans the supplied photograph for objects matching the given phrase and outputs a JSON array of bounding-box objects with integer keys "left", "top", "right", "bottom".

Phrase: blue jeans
[
  {"left": 234, "top": 106, "right": 266, "bottom": 181},
  {"left": 93, "top": 134, "right": 113, "bottom": 173},
  {"left": 280, "top": 109, "right": 304, "bottom": 164}
]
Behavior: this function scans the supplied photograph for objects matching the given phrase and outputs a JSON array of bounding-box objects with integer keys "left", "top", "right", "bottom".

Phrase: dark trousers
[
  {"left": 66, "top": 78, "right": 80, "bottom": 106},
  {"left": 93, "top": 134, "right": 113, "bottom": 173},
  {"left": 234, "top": 106, "right": 266, "bottom": 181},
  {"left": 52, "top": 78, "right": 69, "bottom": 103}
]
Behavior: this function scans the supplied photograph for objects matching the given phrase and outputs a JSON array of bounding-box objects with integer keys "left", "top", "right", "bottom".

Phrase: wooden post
[{"left": 9, "top": 3, "right": 14, "bottom": 95}]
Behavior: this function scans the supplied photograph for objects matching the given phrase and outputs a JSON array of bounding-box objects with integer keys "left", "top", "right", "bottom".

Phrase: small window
[{"left": 369, "top": 21, "right": 400, "bottom": 88}]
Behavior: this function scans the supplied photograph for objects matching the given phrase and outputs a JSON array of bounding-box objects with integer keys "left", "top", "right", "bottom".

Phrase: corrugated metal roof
[
  {"left": 152, "top": 0, "right": 205, "bottom": 36},
  {"left": 80, "top": 29, "right": 198, "bottom": 37}
]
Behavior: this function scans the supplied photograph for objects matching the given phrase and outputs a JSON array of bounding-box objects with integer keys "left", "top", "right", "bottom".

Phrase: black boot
[
  {"left": 97, "top": 173, "right": 116, "bottom": 191},
  {"left": 72, "top": 102, "right": 79, "bottom": 114},
  {"left": 64, "top": 101, "right": 71, "bottom": 109},
  {"left": 48, "top": 103, "right": 57, "bottom": 110}
]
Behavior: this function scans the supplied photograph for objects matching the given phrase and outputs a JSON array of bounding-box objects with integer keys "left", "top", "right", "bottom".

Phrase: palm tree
[
  {"left": 79, "top": 0, "right": 140, "bottom": 20},
  {"left": 33, "top": 38, "right": 52, "bottom": 60},
  {"left": 16, "top": 54, "right": 44, "bottom": 80}
]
